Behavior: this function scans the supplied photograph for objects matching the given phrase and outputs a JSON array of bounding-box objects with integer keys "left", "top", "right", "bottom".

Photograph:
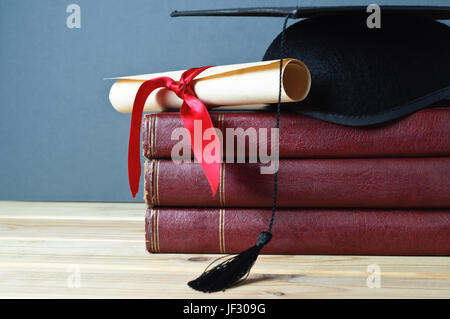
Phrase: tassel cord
[{"left": 268, "top": 14, "right": 290, "bottom": 233}]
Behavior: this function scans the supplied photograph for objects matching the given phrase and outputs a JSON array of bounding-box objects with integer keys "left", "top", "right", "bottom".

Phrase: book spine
[
  {"left": 142, "top": 109, "right": 450, "bottom": 159},
  {"left": 145, "top": 208, "right": 450, "bottom": 255},
  {"left": 144, "top": 158, "right": 450, "bottom": 208}
]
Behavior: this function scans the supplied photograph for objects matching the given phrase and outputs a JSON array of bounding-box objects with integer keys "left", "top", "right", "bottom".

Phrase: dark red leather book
[
  {"left": 142, "top": 108, "right": 450, "bottom": 159},
  {"left": 145, "top": 208, "right": 450, "bottom": 255},
  {"left": 144, "top": 157, "right": 450, "bottom": 208}
]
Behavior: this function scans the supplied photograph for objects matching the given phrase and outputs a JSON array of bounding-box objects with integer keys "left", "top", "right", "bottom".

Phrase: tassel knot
[{"left": 256, "top": 231, "right": 272, "bottom": 247}]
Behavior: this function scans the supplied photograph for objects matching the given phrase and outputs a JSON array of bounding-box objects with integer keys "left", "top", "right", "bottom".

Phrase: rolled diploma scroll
[{"left": 109, "top": 59, "right": 311, "bottom": 113}]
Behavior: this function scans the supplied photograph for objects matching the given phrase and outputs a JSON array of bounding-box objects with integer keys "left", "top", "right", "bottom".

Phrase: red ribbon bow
[{"left": 128, "top": 66, "right": 220, "bottom": 198}]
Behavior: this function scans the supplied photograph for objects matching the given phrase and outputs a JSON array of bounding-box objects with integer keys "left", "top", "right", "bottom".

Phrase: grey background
[{"left": 0, "top": 0, "right": 448, "bottom": 202}]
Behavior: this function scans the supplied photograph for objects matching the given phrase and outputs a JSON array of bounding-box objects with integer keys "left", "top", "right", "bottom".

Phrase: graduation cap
[
  {"left": 170, "top": 5, "right": 450, "bottom": 292},
  {"left": 173, "top": 5, "right": 450, "bottom": 125}
]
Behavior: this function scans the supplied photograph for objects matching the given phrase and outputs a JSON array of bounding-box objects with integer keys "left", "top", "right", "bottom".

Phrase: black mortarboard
[
  {"left": 173, "top": 5, "right": 450, "bottom": 125},
  {"left": 170, "top": 5, "right": 450, "bottom": 293}
]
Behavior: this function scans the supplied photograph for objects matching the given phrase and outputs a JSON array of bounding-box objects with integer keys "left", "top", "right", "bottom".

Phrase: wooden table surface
[{"left": 0, "top": 201, "right": 449, "bottom": 298}]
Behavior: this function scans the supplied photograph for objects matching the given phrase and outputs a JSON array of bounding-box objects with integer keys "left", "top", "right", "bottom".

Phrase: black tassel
[{"left": 188, "top": 231, "right": 272, "bottom": 292}]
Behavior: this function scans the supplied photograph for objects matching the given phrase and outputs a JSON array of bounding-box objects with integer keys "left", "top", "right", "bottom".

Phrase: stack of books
[{"left": 144, "top": 108, "right": 450, "bottom": 255}]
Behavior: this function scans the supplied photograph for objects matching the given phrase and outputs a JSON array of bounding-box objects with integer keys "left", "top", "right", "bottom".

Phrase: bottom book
[{"left": 145, "top": 208, "right": 450, "bottom": 255}]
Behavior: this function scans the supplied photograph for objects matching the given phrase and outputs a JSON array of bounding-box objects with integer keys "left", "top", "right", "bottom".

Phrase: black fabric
[
  {"left": 171, "top": 5, "right": 450, "bottom": 20},
  {"left": 263, "top": 13, "right": 450, "bottom": 125}
]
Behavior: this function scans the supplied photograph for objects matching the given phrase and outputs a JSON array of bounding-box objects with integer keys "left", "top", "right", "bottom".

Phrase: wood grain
[{"left": 0, "top": 201, "right": 449, "bottom": 298}]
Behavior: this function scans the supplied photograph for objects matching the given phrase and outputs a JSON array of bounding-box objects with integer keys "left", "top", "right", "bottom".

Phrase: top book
[{"left": 142, "top": 108, "right": 450, "bottom": 160}]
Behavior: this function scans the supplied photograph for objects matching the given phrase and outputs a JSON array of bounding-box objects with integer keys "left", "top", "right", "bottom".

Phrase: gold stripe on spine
[
  {"left": 152, "top": 159, "right": 157, "bottom": 206},
  {"left": 152, "top": 208, "right": 158, "bottom": 253},
  {"left": 218, "top": 208, "right": 223, "bottom": 253},
  {"left": 152, "top": 115, "right": 156, "bottom": 157},
  {"left": 145, "top": 115, "right": 149, "bottom": 157},
  {"left": 152, "top": 115, "right": 157, "bottom": 157},
  {"left": 148, "top": 115, "right": 153, "bottom": 158},
  {"left": 155, "top": 208, "right": 160, "bottom": 252},
  {"left": 219, "top": 113, "right": 224, "bottom": 152},
  {"left": 145, "top": 159, "right": 152, "bottom": 206},
  {"left": 149, "top": 159, "right": 155, "bottom": 207},
  {"left": 148, "top": 208, "right": 154, "bottom": 252},
  {"left": 146, "top": 159, "right": 156, "bottom": 207},
  {"left": 220, "top": 114, "right": 226, "bottom": 207},
  {"left": 219, "top": 113, "right": 224, "bottom": 164},
  {"left": 155, "top": 159, "right": 160, "bottom": 206},
  {"left": 222, "top": 208, "right": 226, "bottom": 253},
  {"left": 218, "top": 163, "right": 223, "bottom": 206},
  {"left": 147, "top": 115, "right": 153, "bottom": 158},
  {"left": 218, "top": 114, "right": 224, "bottom": 207},
  {"left": 143, "top": 115, "right": 149, "bottom": 157},
  {"left": 222, "top": 162, "right": 226, "bottom": 206},
  {"left": 143, "top": 158, "right": 149, "bottom": 203}
]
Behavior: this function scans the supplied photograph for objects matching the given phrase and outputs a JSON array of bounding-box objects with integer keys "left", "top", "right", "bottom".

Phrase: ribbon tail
[
  {"left": 200, "top": 156, "right": 221, "bottom": 196},
  {"left": 128, "top": 77, "right": 173, "bottom": 198},
  {"left": 180, "top": 95, "right": 221, "bottom": 196}
]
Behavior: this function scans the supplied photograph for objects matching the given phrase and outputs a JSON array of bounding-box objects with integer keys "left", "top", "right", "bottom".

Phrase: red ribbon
[{"left": 128, "top": 66, "right": 221, "bottom": 198}]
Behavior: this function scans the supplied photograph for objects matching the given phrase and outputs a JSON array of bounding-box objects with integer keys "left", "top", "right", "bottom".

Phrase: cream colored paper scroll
[{"left": 109, "top": 59, "right": 311, "bottom": 113}]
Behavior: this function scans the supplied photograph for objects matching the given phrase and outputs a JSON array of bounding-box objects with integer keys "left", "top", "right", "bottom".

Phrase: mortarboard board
[
  {"left": 172, "top": 5, "right": 450, "bottom": 20},
  {"left": 170, "top": 5, "right": 450, "bottom": 292}
]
